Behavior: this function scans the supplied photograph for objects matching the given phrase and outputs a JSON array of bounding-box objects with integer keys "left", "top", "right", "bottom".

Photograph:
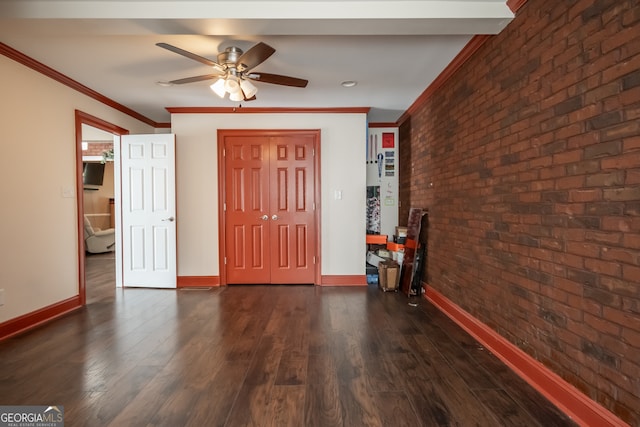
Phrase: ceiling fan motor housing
[{"left": 218, "top": 46, "right": 243, "bottom": 67}]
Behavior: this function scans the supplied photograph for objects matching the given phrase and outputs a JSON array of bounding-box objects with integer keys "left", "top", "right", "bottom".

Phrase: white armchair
[{"left": 83, "top": 215, "right": 115, "bottom": 253}]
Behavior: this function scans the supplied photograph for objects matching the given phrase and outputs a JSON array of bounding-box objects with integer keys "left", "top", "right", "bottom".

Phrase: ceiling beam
[{"left": 0, "top": 1, "right": 514, "bottom": 35}]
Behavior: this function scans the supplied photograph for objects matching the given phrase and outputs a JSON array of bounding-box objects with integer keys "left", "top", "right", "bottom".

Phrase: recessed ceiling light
[
  {"left": 341, "top": 80, "right": 357, "bottom": 88},
  {"left": 156, "top": 81, "right": 174, "bottom": 87}
]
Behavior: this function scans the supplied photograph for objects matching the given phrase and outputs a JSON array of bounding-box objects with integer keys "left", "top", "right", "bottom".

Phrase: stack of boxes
[
  {"left": 366, "top": 234, "right": 387, "bottom": 285},
  {"left": 365, "top": 227, "right": 408, "bottom": 291},
  {"left": 388, "top": 226, "right": 407, "bottom": 265}
]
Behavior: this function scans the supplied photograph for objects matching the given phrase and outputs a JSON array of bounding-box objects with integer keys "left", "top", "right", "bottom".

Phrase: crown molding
[
  {"left": 166, "top": 106, "right": 370, "bottom": 114},
  {"left": 0, "top": 42, "right": 163, "bottom": 128}
]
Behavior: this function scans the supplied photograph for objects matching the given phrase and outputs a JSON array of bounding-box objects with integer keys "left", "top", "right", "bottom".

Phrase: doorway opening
[{"left": 75, "top": 110, "right": 128, "bottom": 305}]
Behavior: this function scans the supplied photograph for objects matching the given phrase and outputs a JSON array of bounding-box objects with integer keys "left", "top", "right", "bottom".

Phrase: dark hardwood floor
[{"left": 0, "top": 253, "right": 578, "bottom": 426}]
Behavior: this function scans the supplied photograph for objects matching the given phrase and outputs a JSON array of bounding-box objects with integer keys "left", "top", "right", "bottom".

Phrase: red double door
[{"left": 221, "top": 130, "right": 319, "bottom": 284}]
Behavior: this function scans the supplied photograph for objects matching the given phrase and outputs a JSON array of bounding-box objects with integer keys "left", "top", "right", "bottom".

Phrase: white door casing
[{"left": 119, "top": 134, "right": 176, "bottom": 288}]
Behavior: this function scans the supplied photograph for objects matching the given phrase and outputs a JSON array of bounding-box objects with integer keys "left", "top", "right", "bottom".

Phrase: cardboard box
[
  {"left": 377, "top": 249, "right": 391, "bottom": 258},
  {"left": 391, "top": 250, "right": 405, "bottom": 265},
  {"left": 366, "top": 251, "right": 387, "bottom": 267},
  {"left": 378, "top": 260, "right": 400, "bottom": 292}
]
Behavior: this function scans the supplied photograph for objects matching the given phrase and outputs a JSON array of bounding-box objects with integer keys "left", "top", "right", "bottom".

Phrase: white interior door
[{"left": 119, "top": 134, "right": 176, "bottom": 288}]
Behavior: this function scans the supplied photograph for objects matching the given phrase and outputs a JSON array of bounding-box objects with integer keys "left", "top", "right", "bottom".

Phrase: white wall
[
  {"left": 0, "top": 55, "right": 155, "bottom": 324},
  {"left": 171, "top": 113, "right": 367, "bottom": 278}
]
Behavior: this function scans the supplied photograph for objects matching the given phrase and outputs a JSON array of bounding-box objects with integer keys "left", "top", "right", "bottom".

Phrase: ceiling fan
[{"left": 156, "top": 41, "right": 308, "bottom": 101}]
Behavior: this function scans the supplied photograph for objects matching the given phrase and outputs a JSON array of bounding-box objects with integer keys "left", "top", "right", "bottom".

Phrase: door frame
[
  {"left": 217, "top": 129, "right": 322, "bottom": 286},
  {"left": 75, "top": 110, "right": 129, "bottom": 305}
]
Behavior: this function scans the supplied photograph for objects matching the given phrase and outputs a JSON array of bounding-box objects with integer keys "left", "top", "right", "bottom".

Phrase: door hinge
[
  {"left": 313, "top": 256, "right": 316, "bottom": 264},
  {"left": 312, "top": 202, "right": 315, "bottom": 210},
  {"left": 312, "top": 148, "right": 315, "bottom": 156},
  {"left": 223, "top": 202, "right": 226, "bottom": 211},
  {"left": 223, "top": 148, "right": 226, "bottom": 157},
  {"left": 224, "top": 257, "right": 227, "bottom": 265}
]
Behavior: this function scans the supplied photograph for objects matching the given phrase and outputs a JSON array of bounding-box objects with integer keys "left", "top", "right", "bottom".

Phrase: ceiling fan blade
[
  {"left": 168, "top": 74, "right": 222, "bottom": 85},
  {"left": 236, "top": 42, "right": 276, "bottom": 71},
  {"left": 249, "top": 72, "right": 308, "bottom": 88},
  {"left": 156, "top": 42, "right": 222, "bottom": 69}
]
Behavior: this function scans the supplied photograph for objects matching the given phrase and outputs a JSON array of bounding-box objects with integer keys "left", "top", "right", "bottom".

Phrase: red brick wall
[
  {"left": 83, "top": 142, "right": 112, "bottom": 157},
  {"left": 399, "top": 0, "right": 640, "bottom": 423}
]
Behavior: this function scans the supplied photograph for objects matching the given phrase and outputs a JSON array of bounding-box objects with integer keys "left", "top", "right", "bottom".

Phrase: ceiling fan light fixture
[
  {"left": 210, "top": 78, "right": 226, "bottom": 98},
  {"left": 224, "top": 76, "right": 241, "bottom": 93},
  {"left": 229, "top": 91, "right": 244, "bottom": 102},
  {"left": 240, "top": 79, "right": 258, "bottom": 99}
]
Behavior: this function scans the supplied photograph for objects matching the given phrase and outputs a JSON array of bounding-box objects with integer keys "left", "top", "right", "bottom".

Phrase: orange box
[
  {"left": 386, "top": 242, "right": 405, "bottom": 252},
  {"left": 366, "top": 234, "right": 388, "bottom": 245}
]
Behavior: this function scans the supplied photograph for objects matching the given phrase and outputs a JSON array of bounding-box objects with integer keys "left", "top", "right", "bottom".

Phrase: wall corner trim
[
  {"left": 425, "top": 286, "right": 629, "bottom": 427},
  {"left": 0, "top": 296, "right": 82, "bottom": 342}
]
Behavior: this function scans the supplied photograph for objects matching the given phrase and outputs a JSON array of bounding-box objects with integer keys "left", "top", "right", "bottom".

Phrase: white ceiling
[{"left": 0, "top": 0, "right": 513, "bottom": 124}]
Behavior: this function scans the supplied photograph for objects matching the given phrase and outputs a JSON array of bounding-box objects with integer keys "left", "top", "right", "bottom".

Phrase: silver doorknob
[
  {"left": 261, "top": 215, "right": 268, "bottom": 221},
  {"left": 272, "top": 214, "right": 279, "bottom": 220},
  {"left": 162, "top": 216, "right": 175, "bottom": 222}
]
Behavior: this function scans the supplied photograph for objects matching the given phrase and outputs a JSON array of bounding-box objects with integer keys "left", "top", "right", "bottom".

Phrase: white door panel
[{"left": 120, "top": 134, "right": 176, "bottom": 288}]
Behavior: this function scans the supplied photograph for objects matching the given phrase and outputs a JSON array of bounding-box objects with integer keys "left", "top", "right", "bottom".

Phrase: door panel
[
  {"left": 121, "top": 134, "right": 176, "bottom": 288},
  {"left": 223, "top": 131, "right": 318, "bottom": 284},
  {"left": 269, "top": 135, "right": 316, "bottom": 283},
  {"left": 225, "top": 137, "right": 271, "bottom": 283}
]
